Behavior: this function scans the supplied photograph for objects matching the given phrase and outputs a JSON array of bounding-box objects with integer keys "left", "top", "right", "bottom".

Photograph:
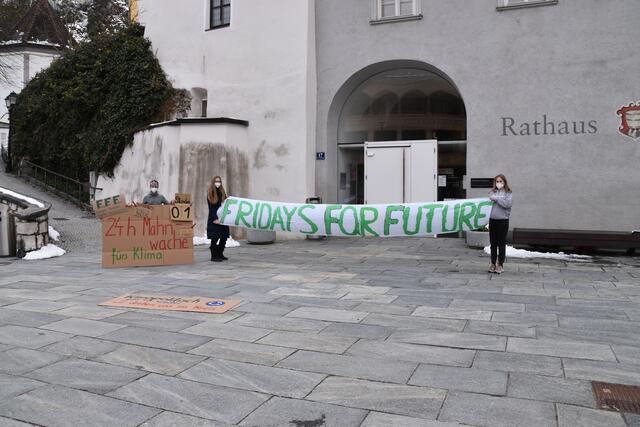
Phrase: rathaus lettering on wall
[{"left": 501, "top": 115, "right": 598, "bottom": 136}]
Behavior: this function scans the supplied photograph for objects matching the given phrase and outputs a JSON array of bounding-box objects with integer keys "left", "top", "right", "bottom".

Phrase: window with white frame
[
  {"left": 497, "top": 0, "right": 558, "bottom": 11},
  {"left": 209, "top": 0, "right": 230, "bottom": 29},
  {"left": 372, "top": 0, "right": 421, "bottom": 22}
]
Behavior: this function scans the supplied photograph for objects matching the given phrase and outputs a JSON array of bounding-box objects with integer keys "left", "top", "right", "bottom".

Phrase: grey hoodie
[{"left": 489, "top": 189, "right": 512, "bottom": 220}]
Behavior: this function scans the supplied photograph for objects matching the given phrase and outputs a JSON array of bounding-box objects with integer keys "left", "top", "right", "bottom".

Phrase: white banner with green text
[{"left": 217, "top": 197, "right": 493, "bottom": 237}]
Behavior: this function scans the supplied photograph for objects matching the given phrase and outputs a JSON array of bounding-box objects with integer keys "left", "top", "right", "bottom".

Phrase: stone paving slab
[
  {"left": 140, "top": 411, "right": 228, "bottom": 427},
  {"left": 507, "top": 372, "right": 595, "bottom": 407},
  {"left": 472, "top": 351, "right": 563, "bottom": 377},
  {"left": 239, "top": 396, "right": 368, "bottom": 427},
  {"left": 412, "top": 306, "right": 493, "bottom": 321},
  {"left": 285, "top": 306, "right": 368, "bottom": 323},
  {"left": 0, "top": 374, "right": 45, "bottom": 400},
  {"left": 96, "top": 344, "right": 205, "bottom": 375},
  {"left": 257, "top": 330, "right": 357, "bottom": 353},
  {"left": 557, "top": 403, "right": 627, "bottom": 427},
  {"left": 182, "top": 321, "right": 272, "bottom": 342},
  {"left": 0, "top": 385, "right": 160, "bottom": 427},
  {"left": 389, "top": 330, "right": 507, "bottom": 351},
  {"left": 307, "top": 376, "right": 446, "bottom": 419},
  {"left": 465, "top": 320, "right": 536, "bottom": 338},
  {"left": 50, "top": 304, "right": 125, "bottom": 320},
  {"left": 188, "top": 338, "right": 295, "bottom": 366},
  {"left": 361, "top": 412, "right": 472, "bottom": 427},
  {"left": 563, "top": 358, "right": 640, "bottom": 385},
  {"left": 108, "top": 373, "right": 268, "bottom": 424},
  {"left": 408, "top": 364, "right": 508, "bottom": 395},
  {"left": 26, "top": 358, "right": 147, "bottom": 394},
  {"left": 179, "top": 358, "right": 326, "bottom": 398},
  {"left": 41, "top": 317, "right": 127, "bottom": 337},
  {"left": 0, "top": 416, "right": 34, "bottom": 426},
  {"left": 0, "top": 325, "right": 71, "bottom": 349},
  {"left": 277, "top": 349, "right": 417, "bottom": 384},
  {"left": 41, "top": 336, "right": 122, "bottom": 359},
  {"left": 347, "top": 339, "right": 476, "bottom": 367},
  {"left": 319, "top": 322, "right": 393, "bottom": 340},
  {"left": 438, "top": 391, "right": 557, "bottom": 427},
  {"left": 102, "top": 311, "right": 201, "bottom": 332},
  {"left": 362, "top": 313, "right": 466, "bottom": 332},
  {"left": 0, "top": 347, "right": 64, "bottom": 375},
  {"left": 507, "top": 337, "right": 616, "bottom": 361},
  {"left": 102, "top": 326, "right": 212, "bottom": 351},
  {"left": 232, "top": 313, "right": 329, "bottom": 333}
]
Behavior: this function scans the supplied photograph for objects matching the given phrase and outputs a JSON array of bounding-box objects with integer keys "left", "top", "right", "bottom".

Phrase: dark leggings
[
  {"left": 489, "top": 218, "right": 509, "bottom": 266},
  {"left": 210, "top": 237, "right": 227, "bottom": 256}
]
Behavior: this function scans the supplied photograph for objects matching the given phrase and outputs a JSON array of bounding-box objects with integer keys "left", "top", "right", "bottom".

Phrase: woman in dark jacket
[{"left": 207, "top": 176, "right": 230, "bottom": 262}]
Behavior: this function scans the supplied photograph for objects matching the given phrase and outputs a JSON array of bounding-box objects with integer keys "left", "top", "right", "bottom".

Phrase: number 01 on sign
[{"left": 170, "top": 204, "right": 192, "bottom": 222}]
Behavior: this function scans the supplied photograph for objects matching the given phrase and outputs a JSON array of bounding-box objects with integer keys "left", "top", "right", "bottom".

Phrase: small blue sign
[
  {"left": 316, "top": 152, "right": 326, "bottom": 161},
  {"left": 206, "top": 301, "right": 225, "bottom": 307}
]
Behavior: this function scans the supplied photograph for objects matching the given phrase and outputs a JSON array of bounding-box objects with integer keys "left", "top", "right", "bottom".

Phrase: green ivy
[{"left": 11, "top": 24, "right": 174, "bottom": 179}]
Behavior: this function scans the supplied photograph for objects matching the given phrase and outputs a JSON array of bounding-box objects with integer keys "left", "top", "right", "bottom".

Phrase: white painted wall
[
  {"left": 96, "top": 120, "right": 250, "bottom": 238},
  {"left": 0, "top": 47, "right": 59, "bottom": 121},
  {"left": 137, "top": 0, "right": 317, "bottom": 205}
]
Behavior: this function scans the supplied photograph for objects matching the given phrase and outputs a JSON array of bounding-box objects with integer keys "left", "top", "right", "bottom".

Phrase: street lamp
[{"left": 4, "top": 91, "right": 17, "bottom": 173}]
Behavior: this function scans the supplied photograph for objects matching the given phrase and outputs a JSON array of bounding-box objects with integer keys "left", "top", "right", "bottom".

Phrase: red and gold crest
[{"left": 617, "top": 102, "right": 640, "bottom": 139}]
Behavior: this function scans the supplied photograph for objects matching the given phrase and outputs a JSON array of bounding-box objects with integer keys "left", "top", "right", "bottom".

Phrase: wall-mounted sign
[
  {"left": 316, "top": 152, "right": 326, "bottom": 160},
  {"left": 617, "top": 102, "right": 640, "bottom": 140},
  {"left": 501, "top": 115, "right": 598, "bottom": 136}
]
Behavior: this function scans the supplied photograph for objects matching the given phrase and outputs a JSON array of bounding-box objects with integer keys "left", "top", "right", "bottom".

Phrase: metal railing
[{"left": 16, "top": 160, "right": 101, "bottom": 210}]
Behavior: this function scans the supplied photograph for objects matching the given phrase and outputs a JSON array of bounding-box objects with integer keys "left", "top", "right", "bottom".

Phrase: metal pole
[{"left": 5, "top": 107, "right": 11, "bottom": 173}]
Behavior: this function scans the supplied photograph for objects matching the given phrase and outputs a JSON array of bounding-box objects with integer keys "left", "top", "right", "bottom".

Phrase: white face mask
[
  {"left": 214, "top": 182, "right": 222, "bottom": 188},
  {"left": 150, "top": 188, "right": 158, "bottom": 194},
  {"left": 496, "top": 183, "right": 504, "bottom": 190}
]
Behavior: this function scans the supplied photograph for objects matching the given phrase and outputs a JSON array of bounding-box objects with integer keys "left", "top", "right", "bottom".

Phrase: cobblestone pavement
[
  {"left": 1, "top": 232, "right": 640, "bottom": 427},
  {"left": 0, "top": 166, "right": 101, "bottom": 254}
]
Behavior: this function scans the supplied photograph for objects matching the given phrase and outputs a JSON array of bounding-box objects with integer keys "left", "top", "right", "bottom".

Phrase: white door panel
[{"left": 365, "top": 147, "right": 404, "bottom": 204}]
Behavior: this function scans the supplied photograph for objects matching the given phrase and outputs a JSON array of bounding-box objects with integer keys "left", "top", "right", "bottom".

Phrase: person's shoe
[
  {"left": 211, "top": 257, "right": 223, "bottom": 262},
  {"left": 220, "top": 255, "right": 228, "bottom": 261},
  {"left": 488, "top": 264, "right": 496, "bottom": 273},
  {"left": 495, "top": 265, "right": 504, "bottom": 274}
]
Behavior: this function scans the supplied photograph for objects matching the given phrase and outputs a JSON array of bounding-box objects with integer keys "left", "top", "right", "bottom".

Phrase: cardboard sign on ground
[
  {"left": 99, "top": 294, "right": 241, "bottom": 314},
  {"left": 100, "top": 205, "right": 194, "bottom": 268}
]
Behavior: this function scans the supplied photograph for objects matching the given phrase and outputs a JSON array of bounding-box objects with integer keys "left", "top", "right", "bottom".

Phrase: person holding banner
[
  {"left": 142, "top": 180, "right": 170, "bottom": 205},
  {"left": 488, "top": 174, "right": 513, "bottom": 274},
  {"left": 207, "top": 176, "right": 230, "bottom": 262}
]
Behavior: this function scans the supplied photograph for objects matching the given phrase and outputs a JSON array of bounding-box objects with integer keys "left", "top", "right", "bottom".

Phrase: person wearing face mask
[
  {"left": 142, "top": 179, "right": 170, "bottom": 205},
  {"left": 207, "top": 176, "right": 230, "bottom": 262},
  {"left": 488, "top": 174, "right": 513, "bottom": 274}
]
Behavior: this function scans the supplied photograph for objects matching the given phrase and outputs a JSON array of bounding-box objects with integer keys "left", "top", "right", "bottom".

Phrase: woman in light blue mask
[{"left": 488, "top": 174, "right": 513, "bottom": 274}]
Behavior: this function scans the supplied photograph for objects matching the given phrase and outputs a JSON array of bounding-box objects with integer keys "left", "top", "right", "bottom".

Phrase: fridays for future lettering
[{"left": 217, "top": 197, "right": 493, "bottom": 237}]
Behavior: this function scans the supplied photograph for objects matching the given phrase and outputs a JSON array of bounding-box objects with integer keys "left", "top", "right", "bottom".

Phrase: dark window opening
[{"left": 210, "top": 0, "right": 230, "bottom": 29}]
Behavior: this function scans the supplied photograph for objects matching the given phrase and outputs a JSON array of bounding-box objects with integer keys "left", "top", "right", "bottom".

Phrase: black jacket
[{"left": 207, "top": 192, "right": 230, "bottom": 240}]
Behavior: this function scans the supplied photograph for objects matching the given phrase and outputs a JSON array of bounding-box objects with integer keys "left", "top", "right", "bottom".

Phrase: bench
[{"left": 512, "top": 228, "right": 640, "bottom": 255}]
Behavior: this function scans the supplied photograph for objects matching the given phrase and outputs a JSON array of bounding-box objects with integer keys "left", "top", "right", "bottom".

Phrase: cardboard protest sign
[
  {"left": 218, "top": 197, "right": 493, "bottom": 237},
  {"left": 100, "top": 204, "right": 193, "bottom": 268},
  {"left": 100, "top": 294, "right": 241, "bottom": 314},
  {"left": 92, "top": 194, "right": 129, "bottom": 219}
]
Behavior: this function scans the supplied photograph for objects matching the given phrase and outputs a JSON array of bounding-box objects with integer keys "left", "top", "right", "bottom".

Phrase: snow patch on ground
[
  {"left": 23, "top": 244, "right": 66, "bottom": 260},
  {"left": 48, "top": 226, "right": 60, "bottom": 242},
  {"left": 484, "top": 245, "right": 592, "bottom": 262},
  {"left": 0, "top": 186, "right": 45, "bottom": 208},
  {"left": 193, "top": 236, "right": 240, "bottom": 248}
]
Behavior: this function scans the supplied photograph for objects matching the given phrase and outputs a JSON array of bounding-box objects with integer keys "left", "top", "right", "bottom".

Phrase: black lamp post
[{"left": 4, "top": 91, "right": 17, "bottom": 173}]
